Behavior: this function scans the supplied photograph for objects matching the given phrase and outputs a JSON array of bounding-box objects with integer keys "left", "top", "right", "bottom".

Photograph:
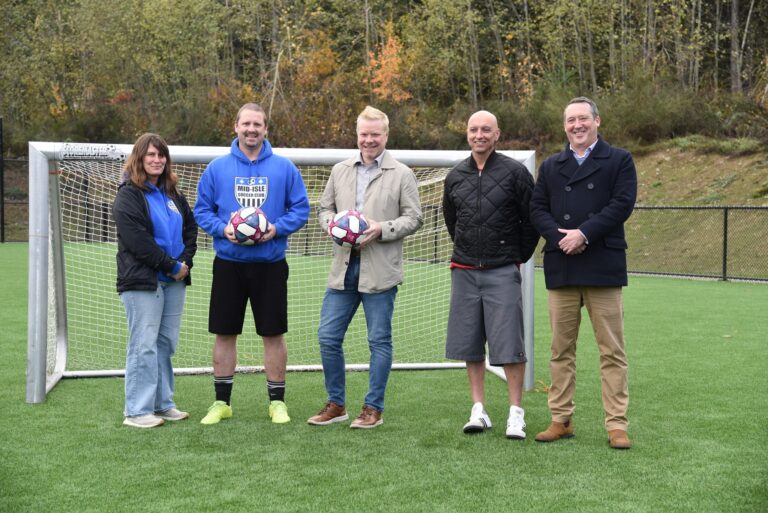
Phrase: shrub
[
  {"left": 600, "top": 75, "right": 721, "bottom": 144},
  {"left": 716, "top": 94, "right": 768, "bottom": 141}
]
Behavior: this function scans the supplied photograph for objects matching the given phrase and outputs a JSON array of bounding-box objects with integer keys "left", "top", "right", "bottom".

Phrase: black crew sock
[
  {"left": 267, "top": 380, "right": 285, "bottom": 402},
  {"left": 214, "top": 375, "right": 234, "bottom": 405}
]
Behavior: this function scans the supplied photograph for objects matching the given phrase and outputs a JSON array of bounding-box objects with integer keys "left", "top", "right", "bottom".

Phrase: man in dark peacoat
[{"left": 530, "top": 96, "right": 637, "bottom": 449}]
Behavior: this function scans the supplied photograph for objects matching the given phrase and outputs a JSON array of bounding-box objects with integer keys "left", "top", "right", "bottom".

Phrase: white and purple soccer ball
[
  {"left": 230, "top": 207, "right": 269, "bottom": 245},
  {"left": 329, "top": 210, "right": 368, "bottom": 248}
]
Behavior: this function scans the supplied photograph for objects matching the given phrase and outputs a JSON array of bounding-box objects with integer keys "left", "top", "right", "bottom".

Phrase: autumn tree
[
  {"left": 1, "top": 0, "right": 766, "bottom": 154},
  {"left": 367, "top": 22, "right": 412, "bottom": 105}
]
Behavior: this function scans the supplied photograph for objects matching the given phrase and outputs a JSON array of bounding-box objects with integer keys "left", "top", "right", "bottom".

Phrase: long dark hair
[{"left": 123, "top": 133, "right": 179, "bottom": 198}]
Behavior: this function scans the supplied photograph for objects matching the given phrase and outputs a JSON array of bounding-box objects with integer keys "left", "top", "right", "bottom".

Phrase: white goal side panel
[{"left": 27, "top": 143, "right": 535, "bottom": 403}]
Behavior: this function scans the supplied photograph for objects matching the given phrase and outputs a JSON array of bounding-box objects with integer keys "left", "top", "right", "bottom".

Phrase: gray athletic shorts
[{"left": 445, "top": 264, "right": 527, "bottom": 366}]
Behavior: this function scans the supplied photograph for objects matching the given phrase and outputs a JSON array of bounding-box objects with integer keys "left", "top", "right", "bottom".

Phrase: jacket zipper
[{"left": 476, "top": 169, "right": 485, "bottom": 267}]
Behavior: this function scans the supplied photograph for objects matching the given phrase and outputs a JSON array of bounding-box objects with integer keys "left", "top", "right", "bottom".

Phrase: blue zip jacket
[{"left": 194, "top": 138, "right": 310, "bottom": 263}]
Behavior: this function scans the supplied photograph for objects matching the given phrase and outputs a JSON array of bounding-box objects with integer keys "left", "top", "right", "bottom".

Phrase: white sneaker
[
  {"left": 463, "top": 402, "right": 492, "bottom": 433},
  {"left": 155, "top": 408, "right": 190, "bottom": 421},
  {"left": 506, "top": 405, "right": 526, "bottom": 439},
  {"left": 123, "top": 414, "right": 164, "bottom": 429}
]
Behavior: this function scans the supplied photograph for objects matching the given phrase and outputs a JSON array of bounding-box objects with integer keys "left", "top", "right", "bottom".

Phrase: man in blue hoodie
[{"left": 194, "top": 103, "right": 310, "bottom": 425}]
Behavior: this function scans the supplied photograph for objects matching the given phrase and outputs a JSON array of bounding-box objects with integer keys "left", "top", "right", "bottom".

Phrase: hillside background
[
  {"left": 632, "top": 138, "right": 767, "bottom": 205},
  {"left": 2, "top": 0, "right": 767, "bottom": 206}
]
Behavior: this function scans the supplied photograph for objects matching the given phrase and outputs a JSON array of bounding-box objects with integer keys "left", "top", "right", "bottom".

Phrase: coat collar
[
  {"left": 378, "top": 149, "right": 399, "bottom": 171},
  {"left": 341, "top": 149, "right": 397, "bottom": 173},
  {"left": 336, "top": 150, "right": 395, "bottom": 187},
  {"left": 555, "top": 136, "right": 608, "bottom": 183}
]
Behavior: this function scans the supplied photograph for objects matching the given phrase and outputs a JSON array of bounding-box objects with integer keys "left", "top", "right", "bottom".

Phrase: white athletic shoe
[
  {"left": 506, "top": 405, "right": 526, "bottom": 440},
  {"left": 123, "top": 414, "right": 164, "bottom": 429},
  {"left": 463, "top": 402, "right": 492, "bottom": 434}
]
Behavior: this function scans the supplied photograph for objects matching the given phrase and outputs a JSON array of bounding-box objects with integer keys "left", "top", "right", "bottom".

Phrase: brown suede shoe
[
  {"left": 608, "top": 429, "right": 632, "bottom": 449},
  {"left": 350, "top": 405, "right": 383, "bottom": 429},
  {"left": 307, "top": 401, "right": 349, "bottom": 426},
  {"left": 534, "top": 420, "right": 575, "bottom": 442}
]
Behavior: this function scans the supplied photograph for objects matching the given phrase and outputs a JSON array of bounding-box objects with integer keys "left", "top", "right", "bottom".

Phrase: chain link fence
[
  {"left": 1, "top": 158, "right": 28, "bottom": 242},
  {"left": 626, "top": 206, "right": 768, "bottom": 281},
  {"left": 3, "top": 157, "right": 767, "bottom": 281}
]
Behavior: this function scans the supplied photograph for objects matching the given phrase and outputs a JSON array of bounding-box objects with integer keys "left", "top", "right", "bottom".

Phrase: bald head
[
  {"left": 468, "top": 110, "right": 498, "bottom": 129},
  {"left": 466, "top": 110, "right": 500, "bottom": 159}
]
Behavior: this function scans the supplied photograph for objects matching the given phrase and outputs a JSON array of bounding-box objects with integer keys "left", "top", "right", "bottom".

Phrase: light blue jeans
[
  {"left": 120, "top": 281, "right": 186, "bottom": 417},
  {"left": 317, "top": 255, "right": 397, "bottom": 412}
]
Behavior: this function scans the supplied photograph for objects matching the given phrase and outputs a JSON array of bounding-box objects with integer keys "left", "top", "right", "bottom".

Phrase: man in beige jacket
[{"left": 307, "top": 106, "right": 423, "bottom": 429}]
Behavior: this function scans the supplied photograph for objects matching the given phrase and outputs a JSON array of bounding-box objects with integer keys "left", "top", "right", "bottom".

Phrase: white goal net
[{"left": 26, "top": 143, "right": 536, "bottom": 403}]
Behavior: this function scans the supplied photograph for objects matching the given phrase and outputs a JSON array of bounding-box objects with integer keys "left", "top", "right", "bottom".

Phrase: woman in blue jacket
[{"left": 112, "top": 133, "right": 198, "bottom": 428}]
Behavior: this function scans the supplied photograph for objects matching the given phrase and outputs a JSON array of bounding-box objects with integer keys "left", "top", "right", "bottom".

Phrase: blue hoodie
[
  {"left": 194, "top": 138, "right": 310, "bottom": 263},
  {"left": 144, "top": 182, "right": 184, "bottom": 281}
]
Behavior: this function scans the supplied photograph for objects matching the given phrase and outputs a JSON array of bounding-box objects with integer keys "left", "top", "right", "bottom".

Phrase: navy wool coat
[{"left": 530, "top": 137, "right": 637, "bottom": 289}]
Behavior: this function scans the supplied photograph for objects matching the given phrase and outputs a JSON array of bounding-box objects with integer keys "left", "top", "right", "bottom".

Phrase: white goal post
[{"left": 26, "top": 142, "right": 536, "bottom": 404}]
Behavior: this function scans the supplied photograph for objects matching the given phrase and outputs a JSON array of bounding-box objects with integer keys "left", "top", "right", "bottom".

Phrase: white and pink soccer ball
[
  {"left": 329, "top": 210, "right": 368, "bottom": 248},
  {"left": 230, "top": 207, "right": 269, "bottom": 245}
]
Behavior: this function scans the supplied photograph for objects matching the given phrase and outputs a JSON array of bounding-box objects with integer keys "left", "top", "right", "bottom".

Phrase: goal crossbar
[{"left": 26, "top": 142, "right": 536, "bottom": 403}]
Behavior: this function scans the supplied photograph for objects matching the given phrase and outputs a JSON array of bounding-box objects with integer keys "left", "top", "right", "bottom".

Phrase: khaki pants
[{"left": 546, "top": 287, "right": 629, "bottom": 431}]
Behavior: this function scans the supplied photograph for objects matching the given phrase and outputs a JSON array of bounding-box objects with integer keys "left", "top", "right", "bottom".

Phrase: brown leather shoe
[
  {"left": 608, "top": 429, "right": 632, "bottom": 449},
  {"left": 350, "top": 405, "right": 383, "bottom": 429},
  {"left": 534, "top": 420, "right": 575, "bottom": 442},
  {"left": 307, "top": 401, "right": 349, "bottom": 425}
]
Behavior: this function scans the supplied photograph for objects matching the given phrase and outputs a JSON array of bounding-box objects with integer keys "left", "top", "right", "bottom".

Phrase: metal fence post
[
  {"left": 1, "top": 116, "right": 5, "bottom": 243},
  {"left": 432, "top": 204, "right": 439, "bottom": 263},
  {"left": 722, "top": 207, "right": 729, "bottom": 281}
]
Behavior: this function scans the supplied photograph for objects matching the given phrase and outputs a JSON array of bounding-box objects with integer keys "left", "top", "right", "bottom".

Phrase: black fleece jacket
[{"left": 112, "top": 181, "right": 197, "bottom": 293}]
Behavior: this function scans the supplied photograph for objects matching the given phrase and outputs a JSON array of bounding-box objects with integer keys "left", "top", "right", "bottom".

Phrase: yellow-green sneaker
[
  {"left": 268, "top": 400, "right": 290, "bottom": 424},
  {"left": 200, "top": 400, "right": 232, "bottom": 425}
]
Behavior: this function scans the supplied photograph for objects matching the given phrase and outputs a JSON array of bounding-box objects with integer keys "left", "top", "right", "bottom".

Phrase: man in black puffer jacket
[{"left": 443, "top": 110, "right": 539, "bottom": 440}]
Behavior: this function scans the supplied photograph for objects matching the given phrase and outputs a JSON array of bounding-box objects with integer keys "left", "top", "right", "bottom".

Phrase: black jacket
[
  {"left": 443, "top": 151, "right": 539, "bottom": 268},
  {"left": 530, "top": 137, "right": 637, "bottom": 289},
  {"left": 112, "top": 181, "right": 198, "bottom": 293}
]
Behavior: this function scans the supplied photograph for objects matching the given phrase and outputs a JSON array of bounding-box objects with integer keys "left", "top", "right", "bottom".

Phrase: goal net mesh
[{"left": 48, "top": 157, "right": 454, "bottom": 374}]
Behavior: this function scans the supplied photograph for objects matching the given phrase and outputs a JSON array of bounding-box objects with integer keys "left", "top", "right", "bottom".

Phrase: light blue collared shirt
[
  {"left": 354, "top": 152, "right": 384, "bottom": 211},
  {"left": 570, "top": 140, "right": 598, "bottom": 166}
]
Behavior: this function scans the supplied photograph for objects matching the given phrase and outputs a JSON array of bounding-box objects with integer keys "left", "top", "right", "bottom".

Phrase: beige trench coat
[{"left": 318, "top": 150, "right": 423, "bottom": 293}]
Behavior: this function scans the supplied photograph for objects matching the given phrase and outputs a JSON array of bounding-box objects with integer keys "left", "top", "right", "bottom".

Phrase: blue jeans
[
  {"left": 120, "top": 281, "right": 186, "bottom": 417},
  {"left": 317, "top": 256, "right": 397, "bottom": 412}
]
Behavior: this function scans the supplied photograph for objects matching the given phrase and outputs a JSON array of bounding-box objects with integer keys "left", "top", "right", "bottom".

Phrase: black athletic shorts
[{"left": 208, "top": 257, "right": 289, "bottom": 337}]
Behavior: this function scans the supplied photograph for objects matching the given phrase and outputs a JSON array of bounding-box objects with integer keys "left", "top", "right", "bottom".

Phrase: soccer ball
[
  {"left": 329, "top": 210, "right": 368, "bottom": 248},
  {"left": 230, "top": 207, "right": 269, "bottom": 245}
]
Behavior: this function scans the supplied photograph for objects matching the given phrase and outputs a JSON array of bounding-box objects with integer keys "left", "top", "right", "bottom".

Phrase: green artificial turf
[{"left": 1, "top": 242, "right": 766, "bottom": 512}]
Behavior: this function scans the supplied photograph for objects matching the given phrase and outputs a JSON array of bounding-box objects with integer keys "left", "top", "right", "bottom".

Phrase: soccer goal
[{"left": 26, "top": 142, "right": 536, "bottom": 403}]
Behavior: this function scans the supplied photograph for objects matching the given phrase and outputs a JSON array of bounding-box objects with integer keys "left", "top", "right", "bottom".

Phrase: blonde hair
[
  {"left": 357, "top": 105, "right": 389, "bottom": 134},
  {"left": 123, "top": 133, "right": 179, "bottom": 197}
]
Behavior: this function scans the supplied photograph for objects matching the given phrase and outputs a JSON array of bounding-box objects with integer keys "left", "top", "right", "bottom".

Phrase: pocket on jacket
[{"left": 603, "top": 235, "right": 628, "bottom": 249}]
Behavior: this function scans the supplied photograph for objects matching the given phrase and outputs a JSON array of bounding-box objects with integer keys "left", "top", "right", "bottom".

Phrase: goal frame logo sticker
[
  {"left": 234, "top": 176, "right": 268, "bottom": 208},
  {"left": 59, "top": 143, "right": 126, "bottom": 161}
]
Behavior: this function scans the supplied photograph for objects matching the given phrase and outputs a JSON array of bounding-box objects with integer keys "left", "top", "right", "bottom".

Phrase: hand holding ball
[
  {"left": 229, "top": 207, "right": 269, "bottom": 245},
  {"left": 329, "top": 210, "right": 368, "bottom": 248}
]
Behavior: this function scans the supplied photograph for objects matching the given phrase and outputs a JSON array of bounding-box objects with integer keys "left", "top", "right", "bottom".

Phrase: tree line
[{"left": 2, "top": 0, "right": 766, "bottom": 156}]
